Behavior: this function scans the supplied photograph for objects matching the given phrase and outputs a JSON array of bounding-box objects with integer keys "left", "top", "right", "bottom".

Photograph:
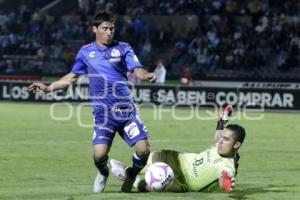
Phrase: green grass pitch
[{"left": 0, "top": 102, "right": 299, "bottom": 200}]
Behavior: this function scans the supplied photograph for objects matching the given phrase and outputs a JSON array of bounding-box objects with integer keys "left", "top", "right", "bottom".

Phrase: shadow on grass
[{"left": 228, "top": 184, "right": 295, "bottom": 200}]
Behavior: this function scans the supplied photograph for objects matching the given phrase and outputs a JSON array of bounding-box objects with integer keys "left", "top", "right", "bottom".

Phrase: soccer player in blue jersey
[{"left": 28, "top": 10, "right": 156, "bottom": 193}]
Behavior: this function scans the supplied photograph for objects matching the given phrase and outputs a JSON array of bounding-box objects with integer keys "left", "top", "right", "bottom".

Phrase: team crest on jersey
[
  {"left": 111, "top": 48, "right": 121, "bottom": 57},
  {"left": 108, "top": 49, "right": 121, "bottom": 63},
  {"left": 109, "top": 48, "right": 121, "bottom": 62}
]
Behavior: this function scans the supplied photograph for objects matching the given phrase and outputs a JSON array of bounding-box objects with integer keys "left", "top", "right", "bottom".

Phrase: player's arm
[
  {"left": 28, "top": 72, "right": 79, "bottom": 93},
  {"left": 214, "top": 130, "right": 222, "bottom": 144},
  {"left": 214, "top": 105, "right": 233, "bottom": 143},
  {"left": 218, "top": 170, "right": 236, "bottom": 193},
  {"left": 123, "top": 43, "right": 156, "bottom": 82},
  {"left": 133, "top": 68, "right": 156, "bottom": 82}
]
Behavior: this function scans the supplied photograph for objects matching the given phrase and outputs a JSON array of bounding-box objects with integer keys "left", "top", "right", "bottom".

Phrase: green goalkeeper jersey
[{"left": 178, "top": 145, "right": 238, "bottom": 192}]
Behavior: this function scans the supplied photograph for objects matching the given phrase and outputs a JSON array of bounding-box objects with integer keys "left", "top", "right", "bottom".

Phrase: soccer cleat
[
  {"left": 220, "top": 104, "right": 233, "bottom": 123},
  {"left": 93, "top": 172, "right": 108, "bottom": 193},
  {"left": 109, "top": 159, "right": 127, "bottom": 181},
  {"left": 121, "top": 167, "right": 136, "bottom": 193}
]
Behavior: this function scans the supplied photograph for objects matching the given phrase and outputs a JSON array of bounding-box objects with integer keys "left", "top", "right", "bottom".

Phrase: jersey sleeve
[
  {"left": 124, "top": 44, "right": 142, "bottom": 71},
  {"left": 71, "top": 50, "right": 88, "bottom": 75}
]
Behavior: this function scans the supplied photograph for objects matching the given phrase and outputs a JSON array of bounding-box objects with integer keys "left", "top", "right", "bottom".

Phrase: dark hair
[
  {"left": 226, "top": 124, "right": 246, "bottom": 144},
  {"left": 92, "top": 10, "right": 115, "bottom": 27}
]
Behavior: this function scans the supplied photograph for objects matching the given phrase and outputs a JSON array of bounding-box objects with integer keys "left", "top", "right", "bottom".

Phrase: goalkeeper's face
[
  {"left": 217, "top": 128, "right": 241, "bottom": 157},
  {"left": 93, "top": 21, "right": 115, "bottom": 46}
]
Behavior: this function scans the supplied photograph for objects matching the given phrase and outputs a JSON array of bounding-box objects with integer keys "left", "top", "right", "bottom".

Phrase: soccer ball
[{"left": 144, "top": 162, "right": 174, "bottom": 191}]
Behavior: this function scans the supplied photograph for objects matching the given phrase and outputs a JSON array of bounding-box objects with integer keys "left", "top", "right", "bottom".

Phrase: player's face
[
  {"left": 93, "top": 21, "right": 115, "bottom": 46},
  {"left": 217, "top": 128, "right": 240, "bottom": 157}
]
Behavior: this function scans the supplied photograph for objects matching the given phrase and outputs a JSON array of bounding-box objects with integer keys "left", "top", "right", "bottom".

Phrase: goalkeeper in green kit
[{"left": 110, "top": 105, "right": 246, "bottom": 192}]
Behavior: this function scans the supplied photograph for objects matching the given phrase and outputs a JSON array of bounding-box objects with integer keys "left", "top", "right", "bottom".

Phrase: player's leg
[
  {"left": 110, "top": 151, "right": 158, "bottom": 181},
  {"left": 122, "top": 139, "right": 150, "bottom": 192},
  {"left": 94, "top": 144, "right": 111, "bottom": 176},
  {"left": 119, "top": 111, "right": 150, "bottom": 192},
  {"left": 109, "top": 151, "right": 158, "bottom": 192},
  {"left": 93, "top": 144, "right": 111, "bottom": 193},
  {"left": 133, "top": 139, "right": 151, "bottom": 175},
  {"left": 92, "top": 123, "right": 116, "bottom": 193}
]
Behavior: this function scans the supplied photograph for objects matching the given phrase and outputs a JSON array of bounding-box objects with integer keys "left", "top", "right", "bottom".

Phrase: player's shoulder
[
  {"left": 205, "top": 145, "right": 217, "bottom": 153},
  {"left": 109, "top": 41, "right": 134, "bottom": 55},
  {"left": 116, "top": 41, "right": 133, "bottom": 50},
  {"left": 220, "top": 154, "right": 238, "bottom": 175},
  {"left": 78, "top": 42, "right": 95, "bottom": 53},
  {"left": 76, "top": 43, "right": 99, "bottom": 58},
  {"left": 118, "top": 41, "right": 129, "bottom": 47},
  {"left": 82, "top": 42, "right": 93, "bottom": 49}
]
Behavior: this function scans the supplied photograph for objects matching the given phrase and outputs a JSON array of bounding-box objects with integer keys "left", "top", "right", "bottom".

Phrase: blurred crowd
[
  {"left": 0, "top": 4, "right": 85, "bottom": 75},
  {"left": 83, "top": 0, "right": 300, "bottom": 16},
  {"left": 165, "top": 0, "right": 300, "bottom": 78},
  {"left": 0, "top": 0, "right": 299, "bottom": 80}
]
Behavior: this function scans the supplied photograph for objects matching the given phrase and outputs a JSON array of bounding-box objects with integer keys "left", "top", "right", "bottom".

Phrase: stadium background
[{"left": 0, "top": 0, "right": 299, "bottom": 199}]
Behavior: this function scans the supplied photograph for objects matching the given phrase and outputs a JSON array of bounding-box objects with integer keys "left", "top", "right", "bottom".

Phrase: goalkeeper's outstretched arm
[{"left": 214, "top": 105, "right": 233, "bottom": 143}]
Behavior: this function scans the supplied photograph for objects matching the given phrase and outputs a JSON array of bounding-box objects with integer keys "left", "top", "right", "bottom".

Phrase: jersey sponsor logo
[
  {"left": 111, "top": 48, "right": 121, "bottom": 57},
  {"left": 192, "top": 158, "right": 204, "bottom": 177},
  {"left": 89, "top": 51, "right": 96, "bottom": 58},
  {"left": 124, "top": 122, "right": 140, "bottom": 139},
  {"left": 109, "top": 57, "right": 121, "bottom": 63}
]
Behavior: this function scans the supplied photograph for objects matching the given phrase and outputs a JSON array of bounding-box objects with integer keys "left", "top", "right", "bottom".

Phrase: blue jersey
[{"left": 71, "top": 41, "right": 142, "bottom": 113}]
